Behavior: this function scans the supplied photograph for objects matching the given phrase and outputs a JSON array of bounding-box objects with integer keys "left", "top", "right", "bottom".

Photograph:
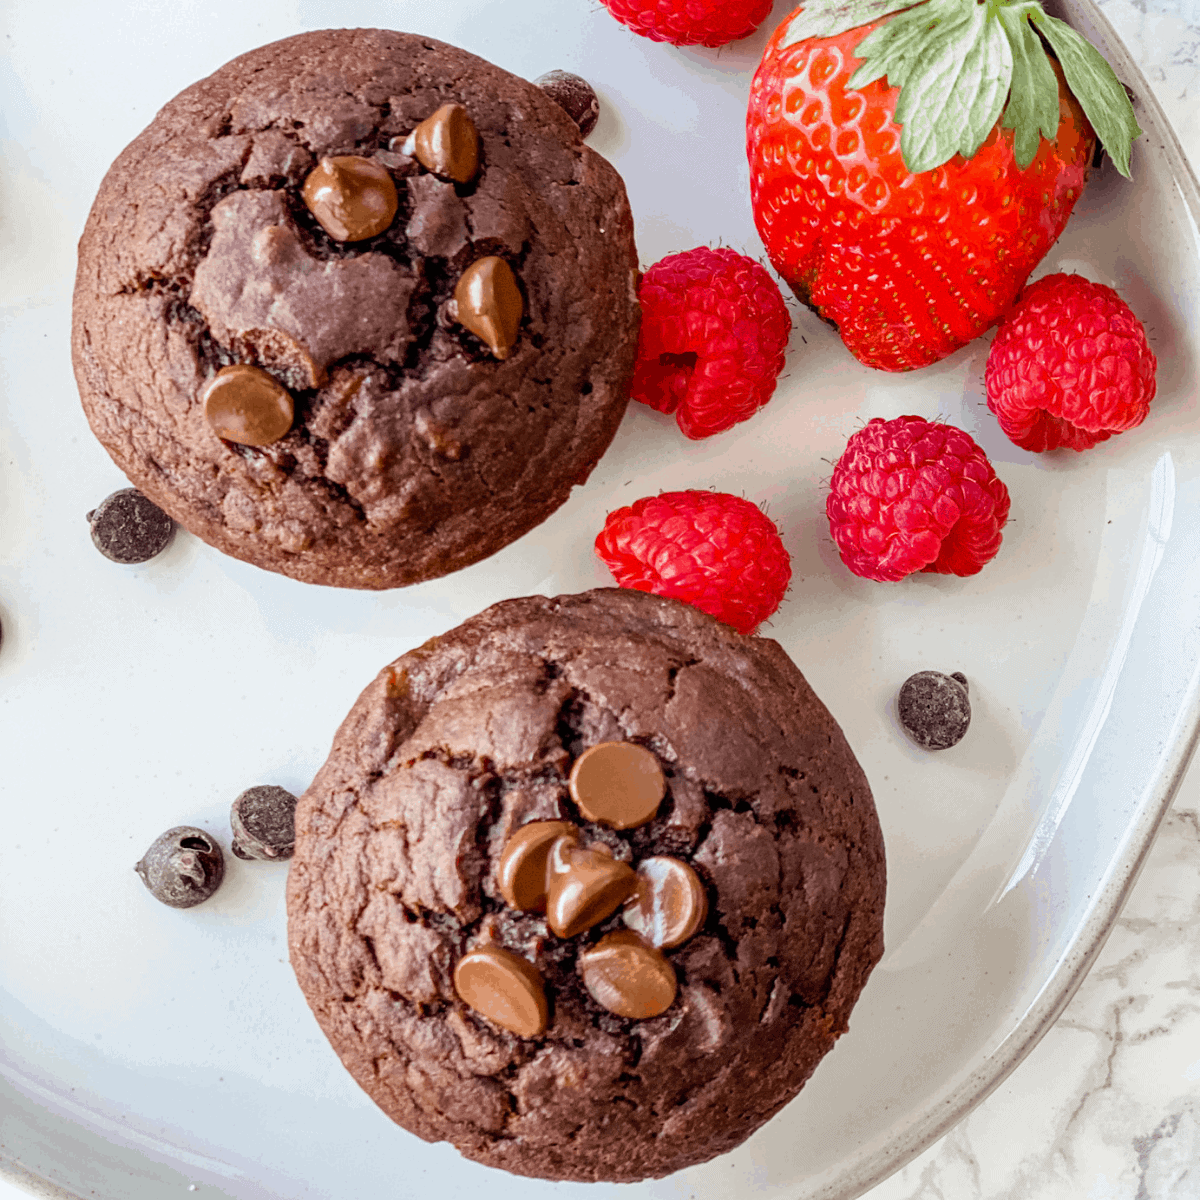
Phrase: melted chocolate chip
[
  {"left": 454, "top": 945, "right": 548, "bottom": 1037},
  {"left": 230, "top": 785, "right": 297, "bottom": 861},
  {"left": 406, "top": 104, "right": 480, "bottom": 183},
  {"left": 569, "top": 741, "right": 665, "bottom": 829},
  {"left": 545, "top": 837, "right": 637, "bottom": 938},
  {"left": 202, "top": 364, "right": 294, "bottom": 446},
  {"left": 623, "top": 856, "right": 707, "bottom": 949},
  {"left": 497, "top": 820, "right": 579, "bottom": 911},
  {"left": 535, "top": 70, "right": 599, "bottom": 137},
  {"left": 134, "top": 826, "right": 225, "bottom": 908},
  {"left": 301, "top": 155, "right": 399, "bottom": 242},
  {"left": 87, "top": 489, "right": 175, "bottom": 564},
  {"left": 578, "top": 931, "right": 677, "bottom": 1019},
  {"left": 897, "top": 670, "right": 971, "bottom": 750},
  {"left": 452, "top": 256, "right": 524, "bottom": 361}
]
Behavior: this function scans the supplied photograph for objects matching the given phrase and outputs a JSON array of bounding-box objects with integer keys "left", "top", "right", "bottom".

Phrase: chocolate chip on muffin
[
  {"left": 201, "top": 365, "right": 294, "bottom": 446},
  {"left": 287, "top": 589, "right": 886, "bottom": 1182},
  {"left": 402, "top": 103, "right": 480, "bottom": 182},
  {"left": 301, "top": 156, "right": 399, "bottom": 241},
  {"left": 449, "top": 256, "right": 524, "bottom": 360},
  {"left": 73, "top": 30, "right": 640, "bottom": 590}
]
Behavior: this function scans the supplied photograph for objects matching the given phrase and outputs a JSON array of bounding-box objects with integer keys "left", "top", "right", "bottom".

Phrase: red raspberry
[
  {"left": 601, "top": 0, "right": 773, "bottom": 47},
  {"left": 632, "top": 247, "right": 790, "bottom": 439},
  {"left": 827, "top": 417, "right": 1011, "bottom": 582},
  {"left": 985, "top": 273, "right": 1157, "bottom": 452},
  {"left": 595, "top": 490, "right": 791, "bottom": 635}
]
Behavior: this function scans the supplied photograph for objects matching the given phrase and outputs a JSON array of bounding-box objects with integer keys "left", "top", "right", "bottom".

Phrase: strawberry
[{"left": 747, "top": 0, "right": 1141, "bottom": 372}]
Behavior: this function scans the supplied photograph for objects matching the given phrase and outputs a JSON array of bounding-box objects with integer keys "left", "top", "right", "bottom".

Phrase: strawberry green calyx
[{"left": 780, "top": 0, "right": 1141, "bottom": 176}]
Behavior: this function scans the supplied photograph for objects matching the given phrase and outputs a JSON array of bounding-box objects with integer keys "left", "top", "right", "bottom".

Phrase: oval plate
[{"left": 1, "top": 0, "right": 1198, "bottom": 1197}]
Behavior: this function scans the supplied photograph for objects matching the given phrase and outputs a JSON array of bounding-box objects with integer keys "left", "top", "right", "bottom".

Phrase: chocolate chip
[
  {"left": 301, "top": 155, "right": 399, "bottom": 242},
  {"left": 452, "top": 256, "right": 524, "bottom": 360},
  {"left": 569, "top": 741, "right": 665, "bottom": 829},
  {"left": 578, "top": 931, "right": 677, "bottom": 1019},
  {"left": 545, "top": 837, "right": 638, "bottom": 938},
  {"left": 202, "top": 364, "right": 294, "bottom": 446},
  {"left": 230, "top": 785, "right": 297, "bottom": 861},
  {"left": 453, "top": 945, "right": 548, "bottom": 1037},
  {"left": 134, "top": 826, "right": 225, "bottom": 908},
  {"left": 897, "top": 670, "right": 971, "bottom": 750},
  {"left": 404, "top": 104, "right": 480, "bottom": 183},
  {"left": 534, "top": 70, "right": 599, "bottom": 137},
  {"left": 497, "top": 820, "right": 579, "bottom": 911},
  {"left": 623, "top": 856, "right": 707, "bottom": 949},
  {"left": 87, "top": 488, "right": 174, "bottom": 564}
]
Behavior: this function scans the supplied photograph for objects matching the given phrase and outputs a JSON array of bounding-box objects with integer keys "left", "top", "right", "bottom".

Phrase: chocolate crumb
[
  {"left": 897, "top": 670, "right": 971, "bottom": 750},
  {"left": 135, "top": 826, "right": 224, "bottom": 908},
  {"left": 535, "top": 70, "right": 600, "bottom": 137},
  {"left": 230, "top": 785, "right": 298, "bottom": 860},
  {"left": 87, "top": 488, "right": 174, "bottom": 564}
]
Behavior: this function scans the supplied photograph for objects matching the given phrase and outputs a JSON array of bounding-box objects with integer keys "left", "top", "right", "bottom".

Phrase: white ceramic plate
[{"left": 2, "top": 1, "right": 1199, "bottom": 1197}]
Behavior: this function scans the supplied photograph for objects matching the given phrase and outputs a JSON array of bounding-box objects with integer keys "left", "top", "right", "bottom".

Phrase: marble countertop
[{"left": 0, "top": 2, "right": 1196, "bottom": 1199}]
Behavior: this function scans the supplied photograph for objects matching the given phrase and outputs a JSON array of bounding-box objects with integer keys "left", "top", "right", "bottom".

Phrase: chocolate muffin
[
  {"left": 72, "top": 30, "right": 639, "bottom": 588},
  {"left": 286, "top": 589, "right": 886, "bottom": 1180}
]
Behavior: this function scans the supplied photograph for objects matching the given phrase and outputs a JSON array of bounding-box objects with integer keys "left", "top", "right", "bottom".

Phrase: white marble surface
[{"left": 0, "top": 3, "right": 1196, "bottom": 1200}]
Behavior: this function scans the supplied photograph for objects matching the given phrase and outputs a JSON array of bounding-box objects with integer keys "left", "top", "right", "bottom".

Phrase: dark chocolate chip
[
  {"left": 87, "top": 488, "right": 174, "bottom": 564},
  {"left": 535, "top": 70, "right": 599, "bottom": 137},
  {"left": 897, "top": 671, "right": 971, "bottom": 750},
  {"left": 230, "top": 785, "right": 298, "bottom": 861},
  {"left": 134, "top": 826, "right": 225, "bottom": 908}
]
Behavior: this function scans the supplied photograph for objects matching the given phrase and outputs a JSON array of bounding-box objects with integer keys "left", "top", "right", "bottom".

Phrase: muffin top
[
  {"left": 286, "top": 589, "right": 886, "bottom": 1181},
  {"left": 72, "top": 29, "right": 639, "bottom": 588}
]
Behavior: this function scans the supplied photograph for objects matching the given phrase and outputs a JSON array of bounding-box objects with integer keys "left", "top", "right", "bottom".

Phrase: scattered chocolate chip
[
  {"left": 87, "top": 488, "right": 175, "bottom": 564},
  {"left": 202, "top": 364, "right": 294, "bottom": 446},
  {"left": 497, "top": 820, "right": 579, "bottom": 911},
  {"left": 546, "top": 837, "right": 638, "bottom": 938},
  {"left": 535, "top": 70, "right": 599, "bottom": 138},
  {"left": 897, "top": 670, "right": 971, "bottom": 750},
  {"left": 578, "top": 930, "right": 677, "bottom": 1019},
  {"left": 623, "top": 856, "right": 707, "bottom": 949},
  {"left": 452, "top": 256, "right": 524, "bottom": 360},
  {"left": 230, "top": 785, "right": 297, "bottom": 861},
  {"left": 301, "top": 155, "right": 398, "bottom": 242},
  {"left": 454, "top": 945, "right": 548, "bottom": 1037},
  {"left": 134, "top": 826, "right": 225, "bottom": 908},
  {"left": 569, "top": 741, "right": 665, "bottom": 829},
  {"left": 404, "top": 103, "right": 480, "bottom": 183}
]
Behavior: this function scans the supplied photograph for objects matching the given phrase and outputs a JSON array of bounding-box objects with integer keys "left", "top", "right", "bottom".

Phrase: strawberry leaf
[
  {"left": 847, "top": 0, "right": 973, "bottom": 91},
  {"left": 777, "top": 0, "right": 1142, "bottom": 179},
  {"left": 781, "top": 0, "right": 927, "bottom": 45},
  {"left": 850, "top": 0, "right": 1013, "bottom": 174},
  {"left": 997, "top": 5, "right": 1061, "bottom": 169},
  {"left": 1030, "top": 11, "right": 1142, "bottom": 177}
]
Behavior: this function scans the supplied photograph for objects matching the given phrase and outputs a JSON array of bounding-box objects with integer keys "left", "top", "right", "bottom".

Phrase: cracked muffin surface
[
  {"left": 286, "top": 589, "right": 886, "bottom": 1180},
  {"left": 71, "top": 29, "right": 639, "bottom": 588}
]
